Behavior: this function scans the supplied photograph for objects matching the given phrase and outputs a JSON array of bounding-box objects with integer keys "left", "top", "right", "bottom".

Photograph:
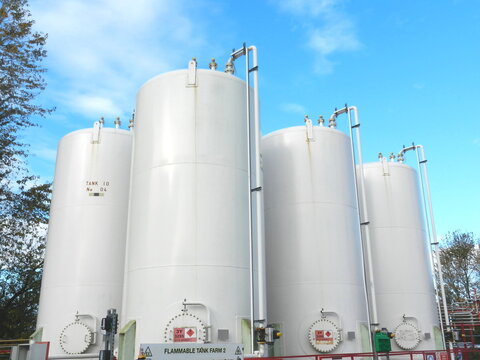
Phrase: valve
[
  {"left": 256, "top": 325, "right": 282, "bottom": 345},
  {"left": 265, "top": 325, "right": 282, "bottom": 344}
]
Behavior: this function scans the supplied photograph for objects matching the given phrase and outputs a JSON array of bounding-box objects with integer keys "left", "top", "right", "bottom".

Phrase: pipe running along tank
[
  {"left": 121, "top": 59, "right": 252, "bottom": 353},
  {"left": 262, "top": 117, "right": 370, "bottom": 356},
  {"left": 358, "top": 155, "right": 443, "bottom": 351},
  {"left": 36, "top": 123, "right": 133, "bottom": 356}
]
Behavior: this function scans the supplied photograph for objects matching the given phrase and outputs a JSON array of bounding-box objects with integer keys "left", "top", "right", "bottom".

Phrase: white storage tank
[
  {"left": 121, "top": 61, "right": 251, "bottom": 353},
  {"left": 262, "top": 120, "right": 370, "bottom": 356},
  {"left": 36, "top": 124, "right": 133, "bottom": 356},
  {"left": 359, "top": 157, "right": 443, "bottom": 351}
]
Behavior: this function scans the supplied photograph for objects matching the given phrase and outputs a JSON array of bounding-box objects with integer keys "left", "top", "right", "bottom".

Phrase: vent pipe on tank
[
  {"left": 329, "top": 105, "right": 379, "bottom": 356},
  {"left": 395, "top": 144, "right": 452, "bottom": 354}
]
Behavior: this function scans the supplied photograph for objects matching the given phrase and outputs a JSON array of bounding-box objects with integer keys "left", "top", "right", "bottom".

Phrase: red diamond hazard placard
[
  {"left": 174, "top": 327, "right": 197, "bottom": 342},
  {"left": 315, "top": 329, "right": 334, "bottom": 345}
]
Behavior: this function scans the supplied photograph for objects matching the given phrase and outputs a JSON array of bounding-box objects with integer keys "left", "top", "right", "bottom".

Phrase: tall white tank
[
  {"left": 262, "top": 121, "right": 370, "bottom": 356},
  {"left": 36, "top": 124, "right": 133, "bottom": 356},
  {"left": 360, "top": 158, "right": 443, "bottom": 351},
  {"left": 122, "top": 62, "right": 251, "bottom": 352}
]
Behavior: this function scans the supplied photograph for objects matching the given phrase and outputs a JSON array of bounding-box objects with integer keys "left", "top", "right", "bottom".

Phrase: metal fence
[{"left": 246, "top": 349, "right": 480, "bottom": 360}]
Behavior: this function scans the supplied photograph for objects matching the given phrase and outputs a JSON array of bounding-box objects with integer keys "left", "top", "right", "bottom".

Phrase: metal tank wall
[
  {"left": 36, "top": 125, "right": 133, "bottom": 356},
  {"left": 121, "top": 63, "right": 251, "bottom": 352},
  {"left": 262, "top": 122, "right": 370, "bottom": 356},
  {"left": 359, "top": 159, "right": 442, "bottom": 351}
]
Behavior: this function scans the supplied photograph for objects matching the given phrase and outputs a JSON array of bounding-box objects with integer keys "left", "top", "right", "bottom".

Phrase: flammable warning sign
[
  {"left": 139, "top": 343, "right": 244, "bottom": 360},
  {"left": 173, "top": 327, "right": 197, "bottom": 342}
]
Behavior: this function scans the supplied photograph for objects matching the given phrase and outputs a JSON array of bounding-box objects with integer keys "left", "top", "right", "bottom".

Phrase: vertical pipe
[
  {"left": 416, "top": 146, "right": 452, "bottom": 355},
  {"left": 414, "top": 147, "right": 446, "bottom": 349},
  {"left": 231, "top": 44, "right": 266, "bottom": 356},
  {"left": 243, "top": 44, "right": 256, "bottom": 354},
  {"left": 345, "top": 108, "right": 376, "bottom": 356},
  {"left": 348, "top": 106, "right": 379, "bottom": 355},
  {"left": 248, "top": 45, "right": 268, "bottom": 335},
  {"left": 348, "top": 106, "right": 378, "bottom": 359}
]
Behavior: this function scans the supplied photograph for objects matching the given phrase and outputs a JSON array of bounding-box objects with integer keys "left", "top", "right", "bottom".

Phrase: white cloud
[
  {"left": 69, "top": 95, "right": 123, "bottom": 119},
  {"left": 277, "top": 0, "right": 338, "bottom": 17},
  {"left": 281, "top": 103, "right": 307, "bottom": 115},
  {"left": 309, "top": 21, "right": 361, "bottom": 55},
  {"left": 275, "top": 0, "right": 361, "bottom": 74},
  {"left": 32, "top": 145, "right": 57, "bottom": 163},
  {"left": 30, "top": 0, "right": 208, "bottom": 122}
]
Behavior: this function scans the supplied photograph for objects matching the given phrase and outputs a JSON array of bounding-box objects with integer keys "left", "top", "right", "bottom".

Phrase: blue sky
[{"left": 25, "top": 0, "right": 480, "bottom": 239}]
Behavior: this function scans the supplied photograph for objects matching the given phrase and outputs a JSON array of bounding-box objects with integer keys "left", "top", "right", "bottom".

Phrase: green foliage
[
  {"left": 0, "top": 0, "right": 51, "bottom": 339},
  {"left": 0, "top": 183, "right": 50, "bottom": 338},
  {"left": 440, "top": 230, "right": 480, "bottom": 304}
]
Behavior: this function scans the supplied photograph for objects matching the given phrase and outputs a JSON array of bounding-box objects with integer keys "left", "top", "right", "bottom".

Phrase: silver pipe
[
  {"left": 241, "top": 44, "right": 256, "bottom": 355},
  {"left": 415, "top": 145, "right": 452, "bottom": 354},
  {"left": 330, "top": 106, "right": 378, "bottom": 355},
  {"left": 229, "top": 44, "right": 266, "bottom": 356},
  {"left": 414, "top": 147, "right": 446, "bottom": 348},
  {"left": 345, "top": 109, "right": 375, "bottom": 356},
  {"left": 397, "top": 145, "right": 416, "bottom": 162},
  {"left": 348, "top": 106, "right": 379, "bottom": 350},
  {"left": 248, "top": 45, "right": 267, "bottom": 357},
  {"left": 398, "top": 145, "right": 452, "bottom": 353}
]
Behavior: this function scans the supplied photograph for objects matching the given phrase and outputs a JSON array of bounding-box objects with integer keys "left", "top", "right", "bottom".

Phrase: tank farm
[{"left": 29, "top": 45, "right": 462, "bottom": 360}]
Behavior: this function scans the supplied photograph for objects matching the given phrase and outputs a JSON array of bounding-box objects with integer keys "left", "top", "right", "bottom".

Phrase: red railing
[{"left": 247, "top": 348, "right": 480, "bottom": 360}]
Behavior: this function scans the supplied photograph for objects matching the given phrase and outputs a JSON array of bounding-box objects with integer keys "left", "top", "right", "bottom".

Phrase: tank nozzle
[
  {"left": 318, "top": 115, "right": 325, "bottom": 126},
  {"left": 129, "top": 110, "right": 135, "bottom": 130},
  {"left": 209, "top": 58, "right": 218, "bottom": 70}
]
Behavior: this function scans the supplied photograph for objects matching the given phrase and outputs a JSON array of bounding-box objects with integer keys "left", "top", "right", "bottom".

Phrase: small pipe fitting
[
  {"left": 328, "top": 116, "right": 337, "bottom": 128},
  {"left": 209, "top": 58, "right": 217, "bottom": 70},
  {"left": 318, "top": 115, "right": 325, "bottom": 126}
]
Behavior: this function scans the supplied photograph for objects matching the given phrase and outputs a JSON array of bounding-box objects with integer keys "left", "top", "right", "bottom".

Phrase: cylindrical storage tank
[
  {"left": 122, "top": 65, "right": 250, "bottom": 352},
  {"left": 359, "top": 159, "right": 443, "bottom": 351},
  {"left": 36, "top": 125, "right": 133, "bottom": 356},
  {"left": 263, "top": 123, "right": 370, "bottom": 356}
]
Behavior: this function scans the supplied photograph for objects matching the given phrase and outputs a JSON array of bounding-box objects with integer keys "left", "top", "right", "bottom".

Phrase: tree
[
  {"left": 0, "top": 0, "right": 48, "bottom": 177},
  {"left": 0, "top": 183, "right": 50, "bottom": 338},
  {"left": 0, "top": 0, "right": 51, "bottom": 339},
  {"left": 439, "top": 231, "right": 480, "bottom": 304}
]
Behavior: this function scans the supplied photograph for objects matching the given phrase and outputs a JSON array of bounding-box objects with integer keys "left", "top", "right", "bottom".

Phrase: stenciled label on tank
[{"left": 85, "top": 180, "right": 110, "bottom": 197}]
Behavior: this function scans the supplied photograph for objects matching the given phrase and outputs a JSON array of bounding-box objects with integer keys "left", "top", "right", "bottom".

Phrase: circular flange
[
  {"left": 164, "top": 312, "right": 207, "bottom": 343},
  {"left": 59, "top": 321, "right": 93, "bottom": 354},
  {"left": 308, "top": 318, "right": 341, "bottom": 353},
  {"left": 394, "top": 322, "right": 421, "bottom": 350}
]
